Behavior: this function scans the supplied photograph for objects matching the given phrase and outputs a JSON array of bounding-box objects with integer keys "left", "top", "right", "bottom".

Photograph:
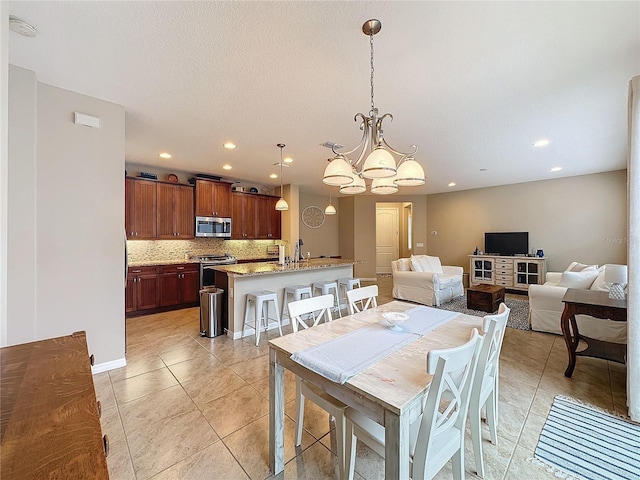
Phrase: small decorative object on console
[
  {"left": 138, "top": 172, "right": 157, "bottom": 180},
  {"left": 380, "top": 312, "right": 409, "bottom": 331},
  {"left": 605, "top": 264, "right": 627, "bottom": 300}
]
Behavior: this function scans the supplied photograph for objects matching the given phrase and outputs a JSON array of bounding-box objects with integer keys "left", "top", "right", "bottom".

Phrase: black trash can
[{"left": 200, "top": 287, "right": 225, "bottom": 337}]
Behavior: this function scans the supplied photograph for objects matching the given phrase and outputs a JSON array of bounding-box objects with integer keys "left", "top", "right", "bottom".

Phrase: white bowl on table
[{"left": 380, "top": 312, "right": 409, "bottom": 331}]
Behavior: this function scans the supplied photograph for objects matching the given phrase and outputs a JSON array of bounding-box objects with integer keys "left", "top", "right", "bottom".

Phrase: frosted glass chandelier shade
[
  {"left": 275, "top": 197, "right": 288, "bottom": 211},
  {"left": 323, "top": 156, "right": 354, "bottom": 186},
  {"left": 394, "top": 159, "right": 426, "bottom": 186},
  {"left": 362, "top": 147, "right": 397, "bottom": 179},
  {"left": 371, "top": 176, "right": 399, "bottom": 195},
  {"left": 339, "top": 171, "right": 367, "bottom": 194}
]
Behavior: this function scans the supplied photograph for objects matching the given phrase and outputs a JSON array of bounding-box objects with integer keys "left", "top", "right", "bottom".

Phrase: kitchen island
[{"left": 213, "top": 258, "right": 358, "bottom": 339}]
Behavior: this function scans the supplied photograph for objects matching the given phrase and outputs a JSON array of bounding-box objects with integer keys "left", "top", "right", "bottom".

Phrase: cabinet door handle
[
  {"left": 132, "top": 269, "right": 141, "bottom": 273},
  {"left": 177, "top": 266, "right": 184, "bottom": 270},
  {"left": 97, "top": 400, "right": 102, "bottom": 418},
  {"left": 89, "top": 354, "right": 95, "bottom": 366},
  {"left": 103, "top": 434, "right": 109, "bottom": 457}
]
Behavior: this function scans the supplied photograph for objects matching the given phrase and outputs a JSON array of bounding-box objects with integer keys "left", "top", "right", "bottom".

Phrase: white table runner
[{"left": 291, "top": 306, "right": 458, "bottom": 384}]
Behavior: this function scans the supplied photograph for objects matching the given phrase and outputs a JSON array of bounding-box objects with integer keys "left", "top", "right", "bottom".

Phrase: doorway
[{"left": 375, "top": 203, "right": 413, "bottom": 273}]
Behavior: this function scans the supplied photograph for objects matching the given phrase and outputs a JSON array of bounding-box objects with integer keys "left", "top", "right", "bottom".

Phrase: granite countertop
[{"left": 213, "top": 258, "right": 360, "bottom": 277}]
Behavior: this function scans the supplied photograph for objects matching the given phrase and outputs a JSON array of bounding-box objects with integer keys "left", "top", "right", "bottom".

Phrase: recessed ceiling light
[
  {"left": 533, "top": 139, "right": 550, "bottom": 148},
  {"left": 158, "top": 152, "right": 172, "bottom": 159},
  {"left": 223, "top": 142, "right": 237, "bottom": 149},
  {"left": 448, "top": 182, "right": 456, "bottom": 187},
  {"left": 270, "top": 173, "right": 278, "bottom": 179},
  {"left": 283, "top": 157, "right": 293, "bottom": 164},
  {"left": 222, "top": 164, "right": 232, "bottom": 170},
  {"left": 550, "top": 166, "right": 562, "bottom": 172}
]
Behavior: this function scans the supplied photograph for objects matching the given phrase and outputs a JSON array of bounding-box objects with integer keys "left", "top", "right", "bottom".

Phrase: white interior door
[{"left": 376, "top": 207, "right": 399, "bottom": 274}]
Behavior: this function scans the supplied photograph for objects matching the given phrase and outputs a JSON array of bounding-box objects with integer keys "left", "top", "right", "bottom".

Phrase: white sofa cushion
[
  {"left": 557, "top": 269, "right": 599, "bottom": 289},
  {"left": 397, "top": 258, "right": 411, "bottom": 271},
  {"left": 566, "top": 262, "right": 597, "bottom": 272},
  {"left": 410, "top": 255, "right": 443, "bottom": 273},
  {"left": 590, "top": 266, "right": 610, "bottom": 291}
]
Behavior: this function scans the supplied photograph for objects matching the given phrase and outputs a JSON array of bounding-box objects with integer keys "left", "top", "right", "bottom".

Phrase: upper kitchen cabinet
[
  {"left": 231, "top": 192, "right": 257, "bottom": 239},
  {"left": 125, "top": 177, "right": 157, "bottom": 239},
  {"left": 157, "top": 183, "right": 195, "bottom": 239},
  {"left": 195, "top": 179, "right": 231, "bottom": 217},
  {"left": 256, "top": 195, "right": 281, "bottom": 239}
]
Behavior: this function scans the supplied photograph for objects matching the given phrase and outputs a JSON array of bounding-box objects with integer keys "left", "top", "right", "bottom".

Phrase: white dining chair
[
  {"left": 346, "top": 285, "right": 378, "bottom": 315},
  {"left": 344, "top": 330, "right": 482, "bottom": 480},
  {"left": 469, "top": 303, "right": 510, "bottom": 478},
  {"left": 287, "top": 294, "right": 334, "bottom": 332},
  {"left": 288, "top": 294, "right": 348, "bottom": 479}
]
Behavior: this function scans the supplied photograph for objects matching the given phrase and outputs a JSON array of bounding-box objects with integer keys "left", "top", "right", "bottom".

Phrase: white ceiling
[{"left": 7, "top": 1, "right": 640, "bottom": 195}]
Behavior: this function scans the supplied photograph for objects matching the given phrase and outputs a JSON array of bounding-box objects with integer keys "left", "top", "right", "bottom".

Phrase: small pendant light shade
[{"left": 275, "top": 143, "right": 289, "bottom": 211}]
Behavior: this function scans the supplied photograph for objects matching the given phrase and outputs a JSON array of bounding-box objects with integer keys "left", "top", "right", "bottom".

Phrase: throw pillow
[
  {"left": 565, "top": 262, "right": 597, "bottom": 272},
  {"left": 425, "top": 255, "right": 444, "bottom": 274},
  {"left": 590, "top": 265, "right": 610, "bottom": 292},
  {"left": 410, "top": 255, "right": 424, "bottom": 272},
  {"left": 557, "top": 269, "right": 599, "bottom": 289},
  {"left": 397, "top": 258, "right": 411, "bottom": 272}
]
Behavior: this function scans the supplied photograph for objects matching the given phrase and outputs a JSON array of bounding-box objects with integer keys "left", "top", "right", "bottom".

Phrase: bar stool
[
  {"left": 337, "top": 277, "right": 361, "bottom": 312},
  {"left": 243, "top": 290, "right": 283, "bottom": 346},
  {"left": 281, "top": 284, "right": 313, "bottom": 322},
  {"left": 312, "top": 280, "right": 341, "bottom": 318}
]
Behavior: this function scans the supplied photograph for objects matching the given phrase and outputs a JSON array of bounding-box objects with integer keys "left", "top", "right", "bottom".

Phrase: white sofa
[
  {"left": 528, "top": 263, "right": 627, "bottom": 343},
  {"left": 391, "top": 255, "right": 464, "bottom": 307}
]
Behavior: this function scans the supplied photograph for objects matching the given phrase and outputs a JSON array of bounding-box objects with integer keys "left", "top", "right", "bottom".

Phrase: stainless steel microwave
[{"left": 195, "top": 216, "right": 232, "bottom": 238}]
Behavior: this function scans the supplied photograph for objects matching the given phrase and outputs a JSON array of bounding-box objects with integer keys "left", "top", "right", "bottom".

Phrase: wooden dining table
[{"left": 268, "top": 300, "right": 483, "bottom": 479}]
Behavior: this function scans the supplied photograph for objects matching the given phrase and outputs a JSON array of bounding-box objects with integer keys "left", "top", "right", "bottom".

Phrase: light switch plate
[{"left": 416, "top": 242, "right": 424, "bottom": 248}]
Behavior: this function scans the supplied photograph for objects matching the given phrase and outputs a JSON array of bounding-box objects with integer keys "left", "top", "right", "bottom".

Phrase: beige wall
[
  {"left": 344, "top": 194, "right": 428, "bottom": 279},
  {"left": 299, "top": 190, "right": 340, "bottom": 258},
  {"left": 0, "top": 6, "right": 8, "bottom": 344},
  {"left": 426, "top": 170, "right": 627, "bottom": 273},
  {"left": 6, "top": 65, "right": 126, "bottom": 366}
]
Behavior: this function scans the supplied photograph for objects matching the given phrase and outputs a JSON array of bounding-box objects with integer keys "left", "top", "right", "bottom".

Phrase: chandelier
[{"left": 323, "top": 19, "right": 425, "bottom": 195}]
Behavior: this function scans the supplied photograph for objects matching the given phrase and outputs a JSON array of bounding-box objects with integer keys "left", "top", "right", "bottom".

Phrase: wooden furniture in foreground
[
  {"left": 0, "top": 331, "right": 109, "bottom": 479},
  {"left": 268, "top": 300, "right": 481, "bottom": 479},
  {"left": 560, "top": 288, "right": 627, "bottom": 377},
  {"left": 469, "top": 255, "right": 546, "bottom": 291},
  {"left": 467, "top": 284, "right": 505, "bottom": 313}
]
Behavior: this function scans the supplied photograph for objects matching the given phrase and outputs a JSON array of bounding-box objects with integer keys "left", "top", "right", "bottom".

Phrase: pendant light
[
  {"left": 325, "top": 187, "right": 336, "bottom": 215},
  {"left": 275, "top": 143, "right": 288, "bottom": 211}
]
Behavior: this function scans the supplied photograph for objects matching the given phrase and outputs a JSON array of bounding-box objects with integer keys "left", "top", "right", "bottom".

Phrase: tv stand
[{"left": 469, "top": 255, "right": 546, "bottom": 292}]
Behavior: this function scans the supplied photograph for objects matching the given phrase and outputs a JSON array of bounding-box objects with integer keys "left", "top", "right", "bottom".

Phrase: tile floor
[{"left": 95, "top": 276, "right": 628, "bottom": 479}]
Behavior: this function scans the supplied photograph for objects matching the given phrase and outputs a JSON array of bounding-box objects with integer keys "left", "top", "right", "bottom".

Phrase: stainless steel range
[{"left": 194, "top": 254, "right": 237, "bottom": 289}]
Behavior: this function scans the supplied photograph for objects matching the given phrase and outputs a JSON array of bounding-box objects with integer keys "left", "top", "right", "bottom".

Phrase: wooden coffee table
[{"left": 467, "top": 284, "right": 505, "bottom": 313}]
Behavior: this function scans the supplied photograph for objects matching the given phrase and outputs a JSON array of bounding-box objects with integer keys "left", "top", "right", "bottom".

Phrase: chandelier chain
[{"left": 370, "top": 33, "right": 375, "bottom": 115}]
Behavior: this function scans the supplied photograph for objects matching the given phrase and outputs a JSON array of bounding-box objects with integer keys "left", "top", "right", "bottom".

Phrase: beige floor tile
[
  {"left": 518, "top": 411, "right": 548, "bottom": 452},
  {"left": 252, "top": 369, "right": 298, "bottom": 404},
  {"left": 148, "top": 332, "right": 203, "bottom": 355},
  {"left": 274, "top": 441, "right": 340, "bottom": 480},
  {"left": 224, "top": 414, "right": 317, "bottom": 480},
  {"left": 498, "top": 375, "right": 537, "bottom": 411},
  {"left": 180, "top": 366, "right": 249, "bottom": 406},
  {"left": 200, "top": 384, "right": 269, "bottom": 437},
  {"left": 109, "top": 352, "right": 166, "bottom": 383},
  {"left": 128, "top": 410, "right": 219, "bottom": 480},
  {"left": 228, "top": 354, "right": 270, "bottom": 384},
  {"left": 112, "top": 367, "right": 178, "bottom": 405},
  {"left": 284, "top": 397, "right": 333, "bottom": 441},
  {"left": 100, "top": 403, "right": 127, "bottom": 444},
  {"left": 106, "top": 436, "right": 137, "bottom": 480},
  {"left": 505, "top": 446, "right": 559, "bottom": 480},
  {"left": 119, "top": 384, "right": 198, "bottom": 435},
  {"left": 93, "top": 371, "right": 118, "bottom": 413},
  {"left": 149, "top": 441, "right": 249, "bottom": 480},
  {"left": 157, "top": 341, "right": 212, "bottom": 366},
  {"left": 166, "top": 353, "right": 223, "bottom": 384}
]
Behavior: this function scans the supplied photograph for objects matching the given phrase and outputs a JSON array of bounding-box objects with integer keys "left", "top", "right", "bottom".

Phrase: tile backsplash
[{"left": 127, "top": 238, "right": 288, "bottom": 263}]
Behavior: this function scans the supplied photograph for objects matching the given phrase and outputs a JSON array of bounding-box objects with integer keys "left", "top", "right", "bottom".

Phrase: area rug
[
  {"left": 435, "top": 294, "right": 530, "bottom": 330},
  {"left": 534, "top": 396, "right": 640, "bottom": 480}
]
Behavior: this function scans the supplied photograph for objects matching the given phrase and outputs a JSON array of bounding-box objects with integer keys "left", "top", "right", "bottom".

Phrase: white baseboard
[
  {"left": 228, "top": 318, "right": 291, "bottom": 340},
  {"left": 92, "top": 356, "right": 126, "bottom": 374}
]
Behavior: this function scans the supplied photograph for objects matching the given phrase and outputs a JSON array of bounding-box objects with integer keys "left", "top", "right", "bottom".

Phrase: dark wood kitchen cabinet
[
  {"left": 125, "top": 177, "right": 157, "bottom": 239},
  {"left": 157, "top": 183, "right": 195, "bottom": 239},
  {"left": 256, "top": 195, "right": 281, "bottom": 239},
  {"left": 126, "top": 265, "right": 160, "bottom": 313},
  {"left": 231, "top": 192, "right": 258, "bottom": 239},
  {"left": 159, "top": 263, "right": 200, "bottom": 307},
  {"left": 195, "top": 179, "right": 232, "bottom": 217}
]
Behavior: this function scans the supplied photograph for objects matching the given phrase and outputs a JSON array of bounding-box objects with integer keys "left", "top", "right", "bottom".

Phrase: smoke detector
[{"left": 9, "top": 16, "right": 37, "bottom": 38}]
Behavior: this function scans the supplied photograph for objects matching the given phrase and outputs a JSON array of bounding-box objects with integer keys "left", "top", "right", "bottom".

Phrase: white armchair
[
  {"left": 391, "top": 255, "right": 464, "bottom": 306},
  {"left": 528, "top": 263, "right": 627, "bottom": 343}
]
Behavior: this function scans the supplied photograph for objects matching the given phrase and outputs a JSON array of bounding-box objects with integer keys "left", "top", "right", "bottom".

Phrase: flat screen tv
[{"left": 484, "top": 232, "right": 529, "bottom": 256}]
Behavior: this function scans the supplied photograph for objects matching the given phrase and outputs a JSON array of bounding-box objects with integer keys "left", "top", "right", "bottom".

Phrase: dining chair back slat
[{"left": 346, "top": 285, "right": 378, "bottom": 315}]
